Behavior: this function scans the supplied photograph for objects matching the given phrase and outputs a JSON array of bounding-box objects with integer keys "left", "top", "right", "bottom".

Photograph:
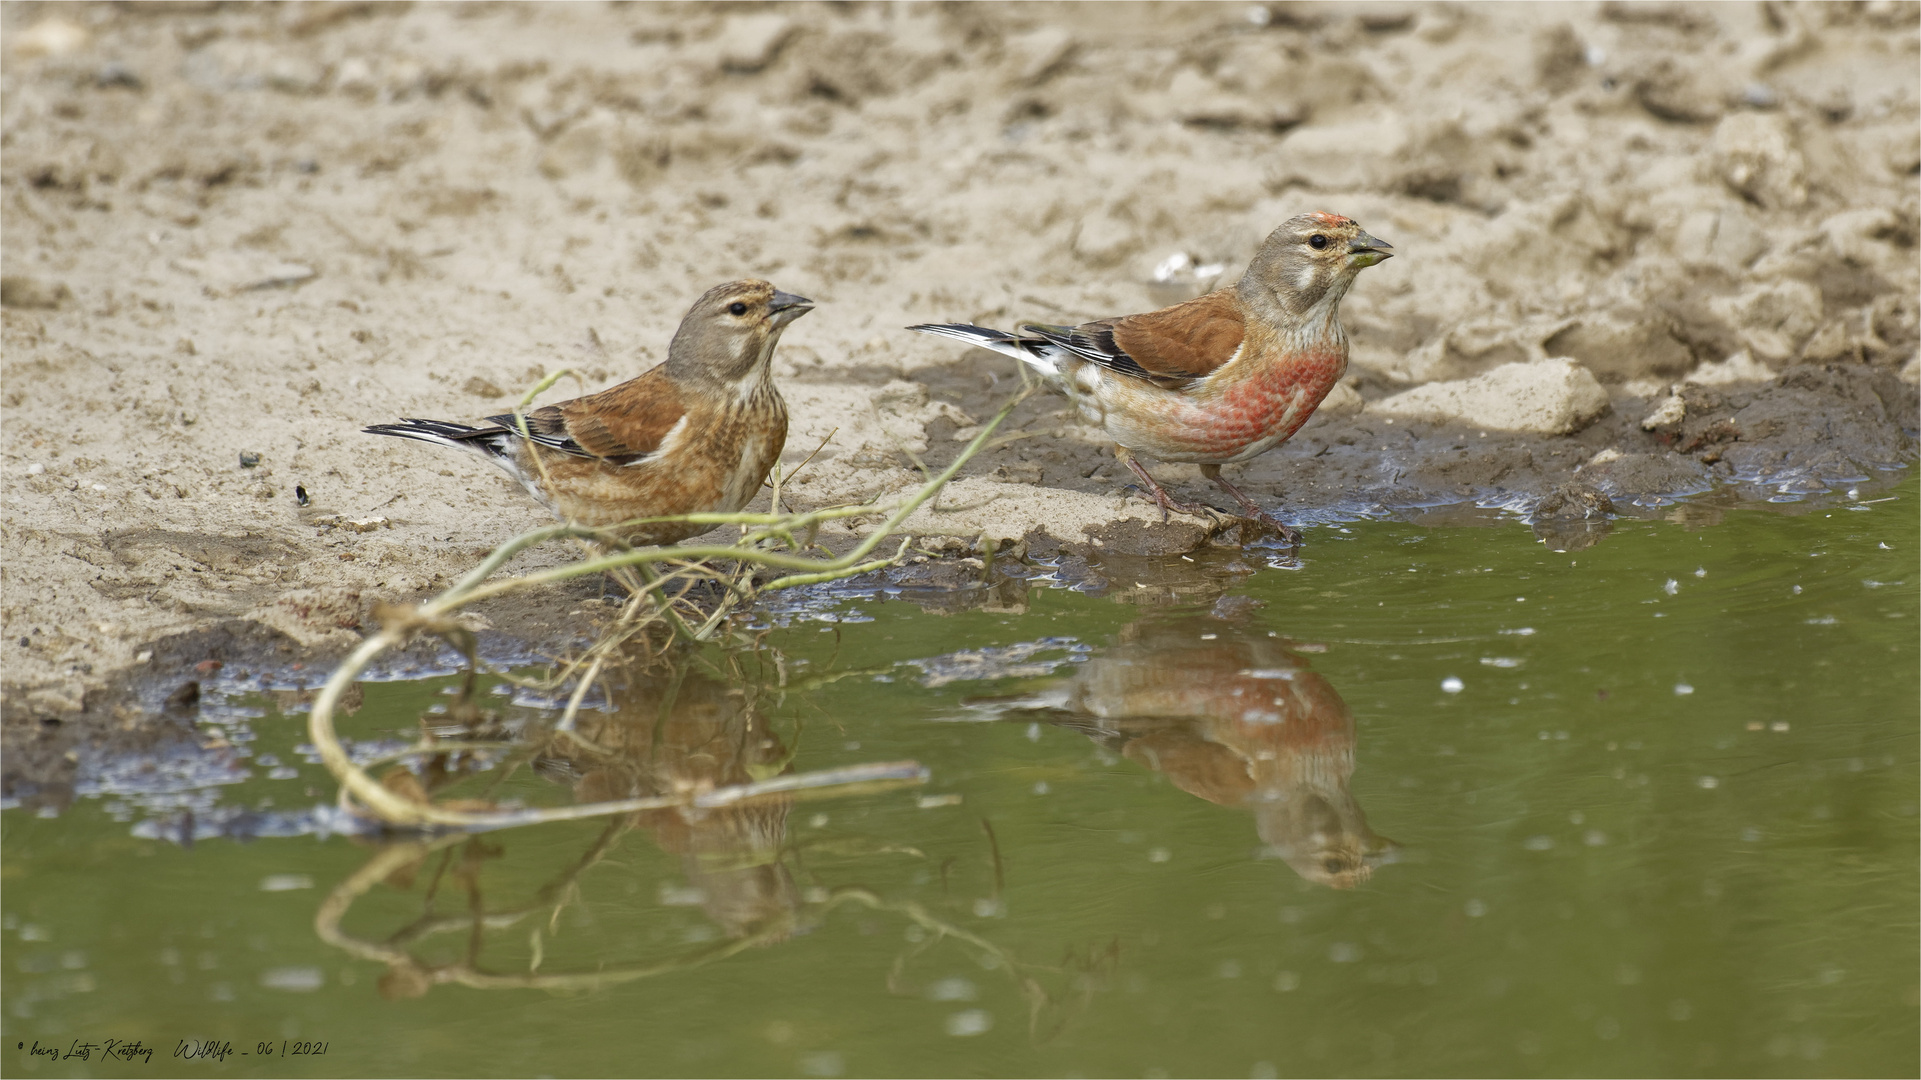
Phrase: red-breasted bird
[
  {"left": 909, "top": 212, "right": 1391, "bottom": 543},
  {"left": 365, "top": 280, "right": 812, "bottom": 546}
]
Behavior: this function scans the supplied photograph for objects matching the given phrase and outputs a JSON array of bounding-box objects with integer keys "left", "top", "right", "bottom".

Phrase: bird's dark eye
[
  {"left": 1309, "top": 234, "right": 1328, "bottom": 250},
  {"left": 729, "top": 302, "right": 748, "bottom": 316}
]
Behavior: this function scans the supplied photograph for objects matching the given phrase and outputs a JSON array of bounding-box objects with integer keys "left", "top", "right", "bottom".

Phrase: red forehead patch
[{"left": 1308, "top": 212, "right": 1353, "bottom": 227}]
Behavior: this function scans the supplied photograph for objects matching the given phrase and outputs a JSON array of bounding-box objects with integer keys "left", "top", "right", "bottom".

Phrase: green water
[{"left": 5, "top": 484, "right": 1917, "bottom": 1078}]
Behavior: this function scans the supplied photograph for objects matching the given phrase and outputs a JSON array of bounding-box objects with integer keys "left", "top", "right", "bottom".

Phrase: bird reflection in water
[
  {"left": 314, "top": 655, "right": 809, "bottom": 1000},
  {"left": 970, "top": 612, "right": 1396, "bottom": 888},
  {"left": 534, "top": 656, "right": 801, "bottom": 943},
  {"left": 315, "top": 648, "right": 1114, "bottom": 1020}
]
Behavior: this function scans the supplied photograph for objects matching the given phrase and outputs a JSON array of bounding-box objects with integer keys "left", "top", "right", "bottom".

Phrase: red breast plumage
[
  {"left": 910, "top": 212, "right": 1391, "bottom": 544},
  {"left": 365, "top": 279, "right": 812, "bottom": 546}
]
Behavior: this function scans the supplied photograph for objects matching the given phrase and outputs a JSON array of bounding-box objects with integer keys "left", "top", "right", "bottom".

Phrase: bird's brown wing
[
  {"left": 1023, "top": 289, "right": 1246, "bottom": 388},
  {"left": 484, "top": 369, "right": 687, "bottom": 465}
]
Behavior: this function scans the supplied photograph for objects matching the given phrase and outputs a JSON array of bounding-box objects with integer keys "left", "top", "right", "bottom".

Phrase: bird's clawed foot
[
  {"left": 1146, "top": 488, "right": 1216, "bottom": 523},
  {"left": 1122, "top": 455, "right": 1303, "bottom": 546},
  {"left": 1123, "top": 456, "right": 1211, "bottom": 523},
  {"left": 1202, "top": 465, "right": 1301, "bottom": 547}
]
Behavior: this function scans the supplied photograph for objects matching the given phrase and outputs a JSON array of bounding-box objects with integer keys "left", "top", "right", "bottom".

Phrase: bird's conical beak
[
  {"left": 768, "top": 289, "right": 815, "bottom": 326},
  {"left": 1348, "top": 231, "right": 1393, "bottom": 268}
]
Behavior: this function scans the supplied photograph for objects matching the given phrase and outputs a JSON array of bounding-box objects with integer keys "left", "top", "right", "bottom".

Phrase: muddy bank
[
  {"left": 896, "top": 357, "right": 1915, "bottom": 536},
  {"left": 2, "top": 2, "right": 1916, "bottom": 738}
]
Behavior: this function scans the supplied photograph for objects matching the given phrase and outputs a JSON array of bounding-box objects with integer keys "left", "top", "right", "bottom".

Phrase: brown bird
[
  {"left": 365, "top": 280, "right": 812, "bottom": 546},
  {"left": 910, "top": 212, "right": 1391, "bottom": 544}
]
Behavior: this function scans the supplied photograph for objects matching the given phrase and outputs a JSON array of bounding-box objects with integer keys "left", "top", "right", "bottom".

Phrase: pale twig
[
  {"left": 306, "top": 390, "right": 1032, "bottom": 829},
  {"left": 555, "top": 654, "right": 605, "bottom": 734}
]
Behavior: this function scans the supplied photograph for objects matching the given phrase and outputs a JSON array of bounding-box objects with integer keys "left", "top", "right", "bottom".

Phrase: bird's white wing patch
[
  {"left": 1024, "top": 345, "right": 1064, "bottom": 377},
  {"left": 620, "top": 413, "right": 690, "bottom": 468}
]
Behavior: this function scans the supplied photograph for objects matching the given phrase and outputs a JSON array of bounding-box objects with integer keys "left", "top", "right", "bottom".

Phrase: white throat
[{"left": 1284, "top": 276, "right": 1354, "bottom": 352}]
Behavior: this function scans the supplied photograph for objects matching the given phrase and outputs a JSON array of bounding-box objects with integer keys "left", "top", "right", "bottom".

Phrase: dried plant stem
[
  {"left": 554, "top": 654, "right": 605, "bottom": 734},
  {"left": 306, "top": 390, "right": 1030, "bottom": 829},
  {"left": 316, "top": 832, "right": 1031, "bottom": 996}
]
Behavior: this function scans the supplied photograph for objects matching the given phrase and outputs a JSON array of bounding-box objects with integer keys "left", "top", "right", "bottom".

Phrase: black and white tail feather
[
  {"left": 905, "top": 323, "right": 1069, "bottom": 378},
  {"left": 907, "top": 321, "right": 1191, "bottom": 389},
  {"left": 361, "top": 416, "right": 551, "bottom": 504},
  {"left": 361, "top": 417, "right": 522, "bottom": 464}
]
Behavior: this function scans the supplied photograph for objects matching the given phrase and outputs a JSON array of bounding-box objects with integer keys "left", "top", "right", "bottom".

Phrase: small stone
[
  {"left": 1641, "top": 395, "right": 1686, "bottom": 431},
  {"left": 1819, "top": 207, "right": 1910, "bottom": 276},
  {"left": 1146, "top": 250, "right": 1230, "bottom": 305},
  {"left": 1880, "top": 126, "right": 1921, "bottom": 176},
  {"left": 1314, "top": 381, "right": 1365, "bottom": 419},
  {"left": 1670, "top": 206, "right": 1767, "bottom": 269},
  {"left": 1534, "top": 24, "right": 1587, "bottom": 93},
  {"left": 1632, "top": 57, "right": 1723, "bottom": 124},
  {"left": 0, "top": 276, "right": 71, "bottom": 310},
  {"left": 1685, "top": 350, "right": 1774, "bottom": 385},
  {"left": 239, "top": 451, "right": 261, "bottom": 468},
  {"left": 1543, "top": 311, "right": 1692, "bottom": 381},
  {"left": 164, "top": 681, "right": 201, "bottom": 712},
  {"left": 1370, "top": 358, "right": 1610, "bottom": 435},
  {"left": 242, "top": 263, "right": 316, "bottom": 291},
  {"left": 1798, "top": 320, "right": 1854, "bottom": 363},
  {"left": 1532, "top": 481, "right": 1616, "bottom": 551},
  {"left": 1711, "top": 112, "right": 1807, "bottom": 210},
  {"left": 1358, "top": 6, "right": 1416, "bottom": 32},
  {"left": 26, "top": 684, "right": 85, "bottom": 714},
  {"left": 333, "top": 56, "right": 376, "bottom": 94},
  {"left": 715, "top": 13, "right": 795, "bottom": 73},
  {"left": 313, "top": 515, "right": 389, "bottom": 533},
  {"left": 1174, "top": 73, "right": 1307, "bottom": 133},
  {"left": 95, "top": 61, "right": 142, "bottom": 89},
  {"left": 266, "top": 56, "right": 324, "bottom": 94},
  {"left": 1414, "top": 8, "right": 1460, "bottom": 42},
  {"left": 1534, "top": 481, "right": 1615, "bottom": 521},
  {"left": 1708, "top": 281, "right": 1823, "bottom": 364},
  {"left": 1271, "top": 117, "right": 1410, "bottom": 191},
  {"left": 171, "top": 254, "right": 316, "bottom": 296},
  {"left": 11, "top": 17, "right": 90, "bottom": 58},
  {"left": 1007, "top": 27, "right": 1076, "bottom": 86}
]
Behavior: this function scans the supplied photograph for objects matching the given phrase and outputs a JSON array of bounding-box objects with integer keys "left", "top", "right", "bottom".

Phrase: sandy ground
[{"left": 2, "top": 1, "right": 1916, "bottom": 732}]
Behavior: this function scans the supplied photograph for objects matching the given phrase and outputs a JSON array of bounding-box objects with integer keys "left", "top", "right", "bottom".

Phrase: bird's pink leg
[
  {"left": 1201, "top": 464, "right": 1302, "bottom": 546},
  {"left": 1117, "top": 447, "right": 1209, "bottom": 523}
]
